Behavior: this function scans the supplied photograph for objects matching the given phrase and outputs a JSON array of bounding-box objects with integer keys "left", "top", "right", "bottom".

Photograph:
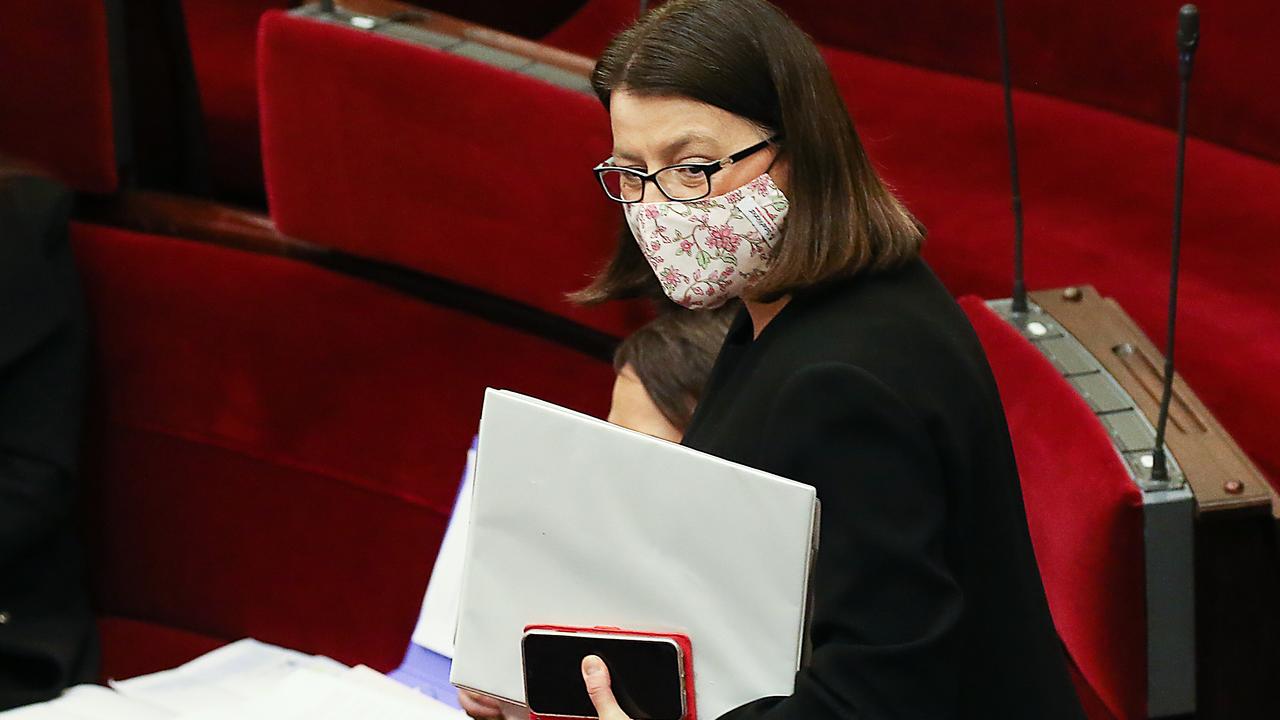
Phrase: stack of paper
[
  {"left": 388, "top": 437, "right": 477, "bottom": 708},
  {"left": 1, "top": 640, "right": 466, "bottom": 720}
]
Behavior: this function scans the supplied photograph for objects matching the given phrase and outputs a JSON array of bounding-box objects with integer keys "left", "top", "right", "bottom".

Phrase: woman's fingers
[
  {"left": 581, "top": 655, "right": 631, "bottom": 720},
  {"left": 458, "top": 688, "right": 504, "bottom": 719}
]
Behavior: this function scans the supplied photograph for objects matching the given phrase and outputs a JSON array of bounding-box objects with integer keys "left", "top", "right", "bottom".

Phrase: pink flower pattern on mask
[{"left": 623, "top": 172, "right": 789, "bottom": 309}]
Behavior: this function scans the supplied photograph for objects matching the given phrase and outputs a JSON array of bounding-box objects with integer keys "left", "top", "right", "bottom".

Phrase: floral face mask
[{"left": 623, "top": 172, "right": 790, "bottom": 309}]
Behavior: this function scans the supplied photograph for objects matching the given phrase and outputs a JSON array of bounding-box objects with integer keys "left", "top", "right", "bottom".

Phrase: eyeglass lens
[{"left": 598, "top": 166, "right": 711, "bottom": 202}]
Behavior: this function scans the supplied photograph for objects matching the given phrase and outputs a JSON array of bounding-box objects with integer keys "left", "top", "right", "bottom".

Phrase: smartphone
[{"left": 521, "top": 627, "right": 690, "bottom": 720}]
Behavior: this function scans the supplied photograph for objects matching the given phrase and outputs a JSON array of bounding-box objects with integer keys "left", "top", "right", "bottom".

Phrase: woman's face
[
  {"left": 607, "top": 364, "right": 683, "bottom": 443},
  {"left": 608, "top": 90, "right": 785, "bottom": 202}
]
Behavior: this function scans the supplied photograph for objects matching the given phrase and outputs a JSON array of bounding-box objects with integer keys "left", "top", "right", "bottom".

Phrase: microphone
[
  {"left": 1151, "top": 4, "right": 1200, "bottom": 482},
  {"left": 320, "top": 0, "right": 335, "bottom": 14},
  {"left": 1178, "top": 4, "right": 1200, "bottom": 74},
  {"left": 995, "top": 0, "right": 1027, "bottom": 314}
]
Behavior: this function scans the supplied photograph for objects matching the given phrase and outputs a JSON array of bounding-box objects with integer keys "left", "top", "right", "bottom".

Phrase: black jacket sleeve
[
  {"left": 719, "top": 362, "right": 964, "bottom": 720},
  {"left": 0, "top": 174, "right": 97, "bottom": 709},
  {"left": 0, "top": 175, "right": 84, "bottom": 567}
]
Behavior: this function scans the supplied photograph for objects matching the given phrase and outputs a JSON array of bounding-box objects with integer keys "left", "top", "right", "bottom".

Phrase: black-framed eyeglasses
[{"left": 592, "top": 135, "right": 780, "bottom": 203}]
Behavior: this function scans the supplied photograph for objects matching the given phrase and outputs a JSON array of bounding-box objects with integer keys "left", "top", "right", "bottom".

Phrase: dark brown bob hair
[
  {"left": 573, "top": 0, "right": 924, "bottom": 305},
  {"left": 613, "top": 304, "right": 736, "bottom": 430}
]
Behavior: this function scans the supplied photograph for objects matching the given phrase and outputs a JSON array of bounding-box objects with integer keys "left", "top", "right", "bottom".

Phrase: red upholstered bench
[
  {"left": 72, "top": 220, "right": 614, "bottom": 677},
  {"left": 0, "top": 0, "right": 119, "bottom": 194},
  {"left": 960, "top": 297, "right": 1145, "bottom": 720},
  {"left": 259, "top": 2, "right": 1279, "bottom": 494},
  {"left": 818, "top": 46, "right": 1280, "bottom": 497},
  {"left": 257, "top": 9, "right": 650, "bottom": 340},
  {"left": 180, "top": 0, "right": 293, "bottom": 203},
  {"left": 96, "top": 617, "right": 229, "bottom": 683}
]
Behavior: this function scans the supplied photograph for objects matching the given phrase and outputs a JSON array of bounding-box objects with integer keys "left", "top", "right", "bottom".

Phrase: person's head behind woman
[
  {"left": 608, "top": 305, "right": 736, "bottom": 442},
  {"left": 574, "top": 0, "right": 924, "bottom": 309}
]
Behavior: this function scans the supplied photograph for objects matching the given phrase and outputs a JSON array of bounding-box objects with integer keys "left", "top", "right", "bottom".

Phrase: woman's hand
[
  {"left": 582, "top": 655, "right": 632, "bottom": 720},
  {"left": 458, "top": 688, "right": 503, "bottom": 720}
]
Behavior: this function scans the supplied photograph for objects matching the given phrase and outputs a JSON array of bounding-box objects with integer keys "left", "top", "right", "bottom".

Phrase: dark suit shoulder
[{"left": 747, "top": 260, "right": 994, "bottom": 418}]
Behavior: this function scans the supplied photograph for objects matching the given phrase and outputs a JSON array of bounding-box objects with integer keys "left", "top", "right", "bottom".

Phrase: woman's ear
[{"left": 767, "top": 153, "right": 791, "bottom": 195}]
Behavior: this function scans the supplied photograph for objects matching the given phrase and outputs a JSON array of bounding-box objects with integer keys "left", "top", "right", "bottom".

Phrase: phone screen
[{"left": 522, "top": 631, "right": 685, "bottom": 720}]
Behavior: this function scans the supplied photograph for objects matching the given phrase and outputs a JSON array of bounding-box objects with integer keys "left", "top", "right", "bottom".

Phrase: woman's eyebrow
[
  {"left": 662, "top": 131, "right": 719, "bottom": 156},
  {"left": 611, "top": 132, "right": 721, "bottom": 165},
  {"left": 610, "top": 149, "right": 642, "bottom": 164}
]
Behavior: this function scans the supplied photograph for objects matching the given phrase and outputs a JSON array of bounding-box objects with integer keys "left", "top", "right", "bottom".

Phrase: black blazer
[
  {"left": 682, "top": 259, "right": 1084, "bottom": 719},
  {"left": 0, "top": 174, "right": 98, "bottom": 710}
]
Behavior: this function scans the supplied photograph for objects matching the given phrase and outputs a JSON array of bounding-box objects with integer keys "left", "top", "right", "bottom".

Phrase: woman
[{"left": 570, "top": 1, "right": 1085, "bottom": 718}]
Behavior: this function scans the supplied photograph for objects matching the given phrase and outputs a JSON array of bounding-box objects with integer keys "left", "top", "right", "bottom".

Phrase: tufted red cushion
[
  {"left": 73, "top": 223, "right": 614, "bottom": 670},
  {"left": 960, "top": 296, "right": 1146, "bottom": 720},
  {"left": 0, "top": 0, "right": 118, "bottom": 192},
  {"left": 258, "top": 11, "right": 648, "bottom": 337}
]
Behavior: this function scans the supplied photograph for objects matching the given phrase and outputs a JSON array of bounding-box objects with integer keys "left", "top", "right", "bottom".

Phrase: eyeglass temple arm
[{"left": 719, "top": 134, "right": 782, "bottom": 167}]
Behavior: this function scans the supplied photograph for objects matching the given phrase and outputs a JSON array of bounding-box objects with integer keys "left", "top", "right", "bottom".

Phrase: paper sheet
[
  {"left": 410, "top": 437, "right": 477, "bottom": 657},
  {"left": 178, "top": 667, "right": 464, "bottom": 720},
  {"left": 2, "top": 643, "right": 463, "bottom": 720},
  {"left": 109, "top": 638, "right": 344, "bottom": 715}
]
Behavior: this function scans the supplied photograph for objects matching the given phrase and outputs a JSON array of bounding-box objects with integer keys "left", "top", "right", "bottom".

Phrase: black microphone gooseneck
[
  {"left": 1151, "top": 4, "right": 1200, "bottom": 482},
  {"left": 995, "top": 0, "right": 1027, "bottom": 314}
]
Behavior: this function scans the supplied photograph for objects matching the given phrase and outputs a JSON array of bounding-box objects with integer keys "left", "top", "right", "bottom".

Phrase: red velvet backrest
[
  {"left": 770, "top": 0, "right": 1279, "bottom": 163},
  {"left": 814, "top": 44, "right": 1280, "bottom": 490},
  {"left": 73, "top": 223, "right": 614, "bottom": 669},
  {"left": 540, "top": 0, "right": 640, "bottom": 58},
  {"left": 0, "top": 0, "right": 118, "bottom": 192},
  {"left": 958, "top": 297, "right": 1146, "bottom": 720},
  {"left": 258, "top": 11, "right": 646, "bottom": 337},
  {"left": 181, "top": 0, "right": 292, "bottom": 200}
]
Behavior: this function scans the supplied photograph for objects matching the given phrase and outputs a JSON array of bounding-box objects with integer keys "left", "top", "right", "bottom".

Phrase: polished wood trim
[
  {"left": 72, "top": 190, "right": 618, "bottom": 361},
  {"left": 75, "top": 190, "right": 319, "bottom": 258},
  {"left": 1032, "top": 285, "right": 1276, "bottom": 517},
  {"left": 332, "top": 0, "right": 596, "bottom": 76}
]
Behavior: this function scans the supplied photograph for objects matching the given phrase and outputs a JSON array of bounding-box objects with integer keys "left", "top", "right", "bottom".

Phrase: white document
[
  {"left": 342, "top": 666, "right": 465, "bottom": 718},
  {"left": 176, "top": 666, "right": 464, "bottom": 720},
  {"left": 109, "top": 638, "right": 345, "bottom": 715},
  {"left": 451, "top": 389, "right": 819, "bottom": 720},
  {"left": 0, "top": 643, "right": 458, "bottom": 720},
  {"left": 410, "top": 438, "right": 478, "bottom": 657}
]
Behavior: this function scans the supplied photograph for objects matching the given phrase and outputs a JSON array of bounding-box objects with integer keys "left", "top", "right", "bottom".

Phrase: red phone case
[{"left": 522, "top": 624, "right": 697, "bottom": 720}]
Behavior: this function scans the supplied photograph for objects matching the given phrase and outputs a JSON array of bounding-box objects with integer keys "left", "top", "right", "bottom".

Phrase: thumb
[{"left": 582, "top": 655, "right": 630, "bottom": 720}]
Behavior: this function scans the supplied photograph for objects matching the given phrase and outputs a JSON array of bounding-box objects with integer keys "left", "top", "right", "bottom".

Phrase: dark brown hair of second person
[{"left": 613, "top": 305, "right": 736, "bottom": 431}]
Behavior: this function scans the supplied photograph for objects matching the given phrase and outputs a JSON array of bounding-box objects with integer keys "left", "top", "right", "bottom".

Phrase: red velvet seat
[
  {"left": 770, "top": 0, "right": 1280, "bottom": 165},
  {"left": 0, "top": 0, "right": 118, "bottom": 193},
  {"left": 258, "top": 10, "right": 649, "bottom": 338},
  {"left": 97, "top": 617, "right": 228, "bottom": 683},
  {"left": 73, "top": 222, "right": 614, "bottom": 672},
  {"left": 540, "top": 0, "right": 639, "bottom": 58},
  {"left": 825, "top": 47, "right": 1280, "bottom": 491},
  {"left": 181, "top": 0, "right": 293, "bottom": 202},
  {"left": 960, "top": 297, "right": 1146, "bottom": 720}
]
